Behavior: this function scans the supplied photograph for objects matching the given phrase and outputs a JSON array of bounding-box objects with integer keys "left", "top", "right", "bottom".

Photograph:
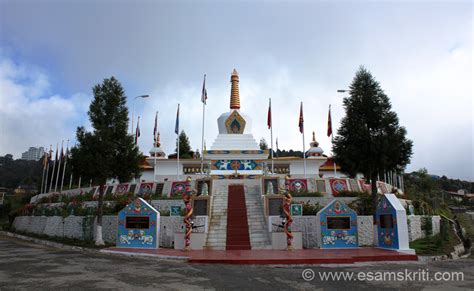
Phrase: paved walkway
[
  {"left": 0, "top": 234, "right": 472, "bottom": 290},
  {"left": 103, "top": 247, "right": 417, "bottom": 264}
]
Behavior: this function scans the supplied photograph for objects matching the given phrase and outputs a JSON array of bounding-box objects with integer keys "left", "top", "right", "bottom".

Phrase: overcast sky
[{"left": 0, "top": 0, "right": 472, "bottom": 181}]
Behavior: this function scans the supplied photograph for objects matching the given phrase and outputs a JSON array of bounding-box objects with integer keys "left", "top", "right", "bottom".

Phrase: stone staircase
[
  {"left": 243, "top": 180, "right": 272, "bottom": 249},
  {"left": 204, "top": 179, "right": 272, "bottom": 250},
  {"left": 204, "top": 180, "right": 229, "bottom": 250},
  {"left": 226, "top": 185, "right": 251, "bottom": 250}
]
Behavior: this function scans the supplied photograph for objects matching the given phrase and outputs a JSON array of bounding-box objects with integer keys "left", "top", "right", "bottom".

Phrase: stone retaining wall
[
  {"left": 13, "top": 214, "right": 439, "bottom": 248},
  {"left": 407, "top": 215, "right": 441, "bottom": 242},
  {"left": 12, "top": 215, "right": 208, "bottom": 247}
]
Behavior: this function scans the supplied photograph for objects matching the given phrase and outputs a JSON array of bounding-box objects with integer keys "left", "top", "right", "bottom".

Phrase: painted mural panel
[
  {"left": 288, "top": 178, "right": 307, "bottom": 193},
  {"left": 329, "top": 179, "right": 348, "bottom": 195},
  {"left": 170, "top": 181, "right": 187, "bottom": 197},
  {"left": 211, "top": 160, "right": 262, "bottom": 171},
  {"left": 116, "top": 198, "right": 160, "bottom": 249},
  {"left": 138, "top": 182, "right": 154, "bottom": 196},
  {"left": 376, "top": 195, "right": 399, "bottom": 249},
  {"left": 115, "top": 183, "right": 129, "bottom": 195},
  {"left": 318, "top": 200, "right": 358, "bottom": 248}
]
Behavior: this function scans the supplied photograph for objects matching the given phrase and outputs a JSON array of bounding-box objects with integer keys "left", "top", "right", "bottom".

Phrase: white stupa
[
  {"left": 204, "top": 69, "right": 268, "bottom": 175},
  {"left": 307, "top": 131, "right": 324, "bottom": 158}
]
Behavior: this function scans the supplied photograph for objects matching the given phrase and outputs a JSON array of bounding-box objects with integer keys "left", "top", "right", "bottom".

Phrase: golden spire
[{"left": 230, "top": 69, "right": 240, "bottom": 109}]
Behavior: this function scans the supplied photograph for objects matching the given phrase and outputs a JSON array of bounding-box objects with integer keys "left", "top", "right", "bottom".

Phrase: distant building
[
  {"left": 21, "top": 147, "right": 45, "bottom": 161},
  {"left": 0, "top": 154, "right": 13, "bottom": 165}
]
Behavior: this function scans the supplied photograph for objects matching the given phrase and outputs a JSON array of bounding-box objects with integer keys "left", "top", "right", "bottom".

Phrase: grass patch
[{"left": 410, "top": 222, "right": 459, "bottom": 255}]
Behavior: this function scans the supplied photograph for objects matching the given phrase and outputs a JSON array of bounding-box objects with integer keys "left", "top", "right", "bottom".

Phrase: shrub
[
  {"left": 291, "top": 192, "right": 323, "bottom": 197},
  {"left": 348, "top": 193, "right": 374, "bottom": 215},
  {"left": 334, "top": 190, "right": 365, "bottom": 197},
  {"left": 301, "top": 201, "right": 322, "bottom": 216},
  {"left": 421, "top": 216, "right": 433, "bottom": 237}
]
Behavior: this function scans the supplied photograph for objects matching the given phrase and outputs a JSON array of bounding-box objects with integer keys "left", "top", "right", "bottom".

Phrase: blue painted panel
[
  {"left": 116, "top": 198, "right": 159, "bottom": 249},
  {"left": 376, "top": 196, "right": 399, "bottom": 249},
  {"left": 319, "top": 200, "right": 358, "bottom": 248}
]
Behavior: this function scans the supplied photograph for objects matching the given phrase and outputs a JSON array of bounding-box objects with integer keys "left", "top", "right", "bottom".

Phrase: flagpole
[
  {"left": 269, "top": 98, "right": 274, "bottom": 175},
  {"left": 332, "top": 133, "right": 336, "bottom": 178},
  {"left": 49, "top": 143, "right": 58, "bottom": 193},
  {"left": 60, "top": 139, "right": 69, "bottom": 192},
  {"left": 200, "top": 74, "right": 206, "bottom": 175},
  {"left": 301, "top": 102, "right": 307, "bottom": 178},
  {"left": 328, "top": 104, "right": 337, "bottom": 178},
  {"left": 276, "top": 138, "right": 279, "bottom": 159},
  {"left": 44, "top": 145, "right": 52, "bottom": 194},
  {"left": 54, "top": 140, "right": 63, "bottom": 192},
  {"left": 40, "top": 151, "right": 47, "bottom": 194},
  {"left": 69, "top": 172, "right": 73, "bottom": 190},
  {"left": 176, "top": 103, "right": 180, "bottom": 180},
  {"left": 44, "top": 162, "right": 49, "bottom": 194},
  {"left": 154, "top": 111, "right": 158, "bottom": 182},
  {"left": 303, "top": 131, "right": 307, "bottom": 178}
]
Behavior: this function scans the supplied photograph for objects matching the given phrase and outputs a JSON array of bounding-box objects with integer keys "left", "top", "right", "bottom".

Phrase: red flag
[
  {"left": 298, "top": 102, "right": 304, "bottom": 133},
  {"left": 327, "top": 105, "right": 333, "bottom": 137},
  {"left": 267, "top": 99, "right": 272, "bottom": 129},
  {"left": 153, "top": 112, "right": 158, "bottom": 144}
]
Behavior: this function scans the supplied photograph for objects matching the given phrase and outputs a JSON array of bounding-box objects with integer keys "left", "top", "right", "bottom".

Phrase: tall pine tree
[
  {"left": 70, "top": 77, "right": 142, "bottom": 245},
  {"left": 175, "top": 130, "right": 193, "bottom": 159},
  {"left": 333, "top": 67, "right": 413, "bottom": 216}
]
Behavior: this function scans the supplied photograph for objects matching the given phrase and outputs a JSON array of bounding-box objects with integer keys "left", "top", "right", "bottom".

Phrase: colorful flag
[
  {"left": 64, "top": 145, "right": 69, "bottom": 161},
  {"left": 327, "top": 105, "right": 333, "bottom": 137},
  {"left": 135, "top": 116, "right": 141, "bottom": 143},
  {"left": 42, "top": 152, "right": 48, "bottom": 169},
  {"left": 201, "top": 74, "right": 207, "bottom": 104},
  {"left": 60, "top": 144, "right": 64, "bottom": 161},
  {"left": 175, "top": 104, "right": 180, "bottom": 135},
  {"left": 267, "top": 98, "right": 272, "bottom": 129},
  {"left": 153, "top": 111, "right": 158, "bottom": 144},
  {"left": 298, "top": 102, "right": 304, "bottom": 133}
]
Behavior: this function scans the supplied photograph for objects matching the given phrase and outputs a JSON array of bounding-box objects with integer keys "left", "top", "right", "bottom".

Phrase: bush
[
  {"left": 348, "top": 193, "right": 374, "bottom": 215},
  {"left": 301, "top": 201, "right": 322, "bottom": 216},
  {"left": 334, "top": 190, "right": 365, "bottom": 197},
  {"left": 291, "top": 192, "right": 323, "bottom": 197},
  {"left": 421, "top": 216, "right": 433, "bottom": 237}
]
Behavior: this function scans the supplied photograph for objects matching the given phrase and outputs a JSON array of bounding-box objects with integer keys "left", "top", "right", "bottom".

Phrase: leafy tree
[
  {"left": 259, "top": 138, "right": 268, "bottom": 150},
  {"left": 70, "top": 77, "right": 142, "bottom": 245},
  {"left": 275, "top": 149, "right": 304, "bottom": 158},
  {"left": 0, "top": 159, "right": 42, "bottom": 190},
  {"left": 333, "top": 67, "right": 413, "bottom": 216},
  {"left": 175, "top": 130, "right": 193, "bottom": 159}
]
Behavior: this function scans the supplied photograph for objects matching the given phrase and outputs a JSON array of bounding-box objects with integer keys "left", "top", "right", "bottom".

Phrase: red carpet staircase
[{"left": 226, "top": 185, "right": 251, "bottom": 250}]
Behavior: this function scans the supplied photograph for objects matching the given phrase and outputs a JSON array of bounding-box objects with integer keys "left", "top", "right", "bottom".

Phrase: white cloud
[
  {"left": 0, "top": 1, "right": 472, "bottom": 180},
  {"left": 0, "top": 56, "right": 90, "bottom": 158}
]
